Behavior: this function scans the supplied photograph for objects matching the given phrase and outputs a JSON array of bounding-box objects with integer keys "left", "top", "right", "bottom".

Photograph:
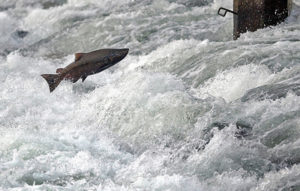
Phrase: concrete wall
[
  {"left": 233, "top": 0, "right": 291, "bottom": 39},
  {"left": 288, "top": 0, "right": 293, "bottom": 15}
]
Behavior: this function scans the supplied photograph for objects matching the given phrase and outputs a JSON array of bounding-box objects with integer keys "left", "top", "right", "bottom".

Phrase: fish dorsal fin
[{"left": 75, "top": 53, "right": 84, "bottom": 61}]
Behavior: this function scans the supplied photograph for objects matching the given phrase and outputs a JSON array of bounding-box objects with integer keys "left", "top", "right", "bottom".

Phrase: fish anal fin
[
  {"left": 56, "top": 68, "right": 64, "bottom": 73},
  {"left": 72, "top": 77, "right": 80, "bottom": 83},
  {"left": 75, "top": 53, "right": 84, "bottom": 61}
]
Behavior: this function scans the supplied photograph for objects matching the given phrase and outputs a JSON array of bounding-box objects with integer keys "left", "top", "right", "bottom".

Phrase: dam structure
[{"left": 233, "top": 0, "right": 292, "bottom": 39}]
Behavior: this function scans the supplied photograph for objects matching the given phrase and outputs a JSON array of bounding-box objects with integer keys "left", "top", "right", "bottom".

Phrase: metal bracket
[{"left": 218, "top": 7, "right": 238, "bottom": 17}]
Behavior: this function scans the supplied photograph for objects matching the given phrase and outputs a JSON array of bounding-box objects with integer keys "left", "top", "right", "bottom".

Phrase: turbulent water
[{"left": 1, "top": 0, "right": 300, "bottom": 190}]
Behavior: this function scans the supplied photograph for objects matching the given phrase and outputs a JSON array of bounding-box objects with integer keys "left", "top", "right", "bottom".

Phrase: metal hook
[{"left": 218, "top": 7, "right": 238, "bottom": 17}]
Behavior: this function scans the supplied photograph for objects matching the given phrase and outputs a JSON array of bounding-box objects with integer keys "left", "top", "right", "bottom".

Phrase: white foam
[
  {"left": 0, "top": 12, "right": 20, "bottom": 50},
  {"left": 67, "top": 0, "right": 132, "bottom": 8},
  {"left": 253, "top": 165, "right": 300, "bottom": 191},
  {"left": 197, "top": 64, "right": 274, "bottom": 102},
  {"left": 1, "top": 0, "right": 300, "bottom": 190}
]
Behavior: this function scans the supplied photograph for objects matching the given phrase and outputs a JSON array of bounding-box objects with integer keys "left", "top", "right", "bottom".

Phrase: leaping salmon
[{"left": 41, "top": 48, "right": 129, "bottom": 92}]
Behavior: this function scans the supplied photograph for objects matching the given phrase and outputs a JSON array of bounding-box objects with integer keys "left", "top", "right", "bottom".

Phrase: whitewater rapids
[{"left": 0, "top": 0, "right": 300, "bottom": 190}]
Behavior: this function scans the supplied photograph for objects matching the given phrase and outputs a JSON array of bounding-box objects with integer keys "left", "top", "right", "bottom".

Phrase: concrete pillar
[
  {"left": 288, "top": 0, "right": 293, "bottom": 15},
  {"left": 233, "top": 0, "right": 291, "bottom": 39}
]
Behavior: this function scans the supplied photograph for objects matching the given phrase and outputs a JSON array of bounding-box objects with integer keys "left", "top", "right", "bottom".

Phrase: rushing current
[{"left": 0, "top": 0, "right": 300, "bottom": 190}]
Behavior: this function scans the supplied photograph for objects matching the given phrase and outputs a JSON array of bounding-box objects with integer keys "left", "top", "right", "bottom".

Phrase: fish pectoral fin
[
  {"left": 72, "top": 77, "right": 80, "bottom": 83},
  {"left": 75, "top": 53, "right": 84, "bottom": 61},
  {"left": 82, "top": 75, "right": 87, "bottom": 82},
  {"left": 56, "top": 68, "right": 64, "bottom": 73}
]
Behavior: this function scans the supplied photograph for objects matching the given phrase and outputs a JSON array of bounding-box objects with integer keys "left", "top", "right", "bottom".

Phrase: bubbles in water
[{"left": 0, "top": 0, "right": 300, "bottom": 190}]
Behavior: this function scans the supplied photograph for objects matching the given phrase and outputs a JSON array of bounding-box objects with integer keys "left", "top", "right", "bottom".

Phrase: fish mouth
[
  {"left": 118, "top": 48, "right": 129, "bottom": 58},
  {"left": 112, "top": 48, "right": 129, "bottom": 61},
  {"left": 122, "top": 48, "right": 129, "bottom": 54}
]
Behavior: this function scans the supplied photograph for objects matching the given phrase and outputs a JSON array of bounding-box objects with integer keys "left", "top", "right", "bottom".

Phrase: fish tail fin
[{"left": 41, "top": 74, "right": 62, "bottom": 93}]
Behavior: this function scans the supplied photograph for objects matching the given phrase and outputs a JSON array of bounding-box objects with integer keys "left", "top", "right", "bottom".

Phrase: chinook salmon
[{"left": 41, "top": 48, "right": 129, "bottom": 92}]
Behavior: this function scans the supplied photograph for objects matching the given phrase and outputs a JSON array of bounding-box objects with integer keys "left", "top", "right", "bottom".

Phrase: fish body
[{"left": 41, "top": 48, "right": 129, "bottom": 92}]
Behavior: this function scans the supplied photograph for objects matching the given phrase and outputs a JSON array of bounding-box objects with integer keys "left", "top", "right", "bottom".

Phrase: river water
[{"left": 0, "top": 0, "right": 300, "bottom": 190}]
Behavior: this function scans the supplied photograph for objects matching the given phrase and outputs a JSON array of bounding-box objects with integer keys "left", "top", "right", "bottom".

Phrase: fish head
[
  {"left": 91, "top": 48, "right": 129, "bottom": 66},
  {"left": 104, "top": 48, "right": 129, "bottom": 64}
]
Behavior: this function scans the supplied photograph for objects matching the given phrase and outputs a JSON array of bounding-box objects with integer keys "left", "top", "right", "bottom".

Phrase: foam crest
[
  {"left": 0, "top": 0, "right": 300, "bottom": 190},
  {"left": 197, "top": 64, "right": 274, "bottom": 102}
]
